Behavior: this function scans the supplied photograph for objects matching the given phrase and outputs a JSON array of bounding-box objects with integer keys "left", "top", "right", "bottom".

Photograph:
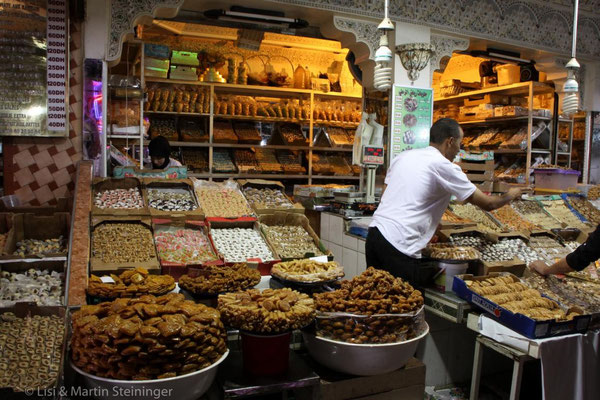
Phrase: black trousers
[{"left": 365, "top": 226, "right": 437, "bottom": 291}]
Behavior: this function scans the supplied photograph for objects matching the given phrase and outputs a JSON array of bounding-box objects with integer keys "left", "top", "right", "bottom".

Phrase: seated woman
[{"left": 148, "top": 136, "right": 182, "bottom": 169}]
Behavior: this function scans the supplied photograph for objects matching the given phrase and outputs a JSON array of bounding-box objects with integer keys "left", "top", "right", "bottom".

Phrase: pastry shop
[{"left": 2, "top": 1, "right": 600, "bottom": 399}]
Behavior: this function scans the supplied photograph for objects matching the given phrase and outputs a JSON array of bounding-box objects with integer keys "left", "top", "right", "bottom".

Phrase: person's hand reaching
[{"left": 529, "top": 260, "right": 549, "bottom": 276}]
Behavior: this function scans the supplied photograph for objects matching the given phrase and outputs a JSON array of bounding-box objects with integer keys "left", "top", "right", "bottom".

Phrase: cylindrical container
[
  {"left": 241, "top": 331, "right": 291, "bottom": 376},
  {"left": 495, "top": 64, "right": 521, "bottom": 86},
  {"left": 434, "top": 261, "right": 468, "bottom": 292}
]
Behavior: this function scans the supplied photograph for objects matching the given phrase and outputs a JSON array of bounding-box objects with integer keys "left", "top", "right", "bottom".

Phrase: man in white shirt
[{"left": 367, "top": 118, "right": 524, "bottom": 288}]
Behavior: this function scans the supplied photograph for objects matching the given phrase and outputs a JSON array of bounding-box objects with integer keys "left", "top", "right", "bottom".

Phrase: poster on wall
[
  {"left": 389, "top": 84, "right": 433, "bottom": 162},
  {"left": 0, "top": 0, "right": 68, "bottom": 137}
]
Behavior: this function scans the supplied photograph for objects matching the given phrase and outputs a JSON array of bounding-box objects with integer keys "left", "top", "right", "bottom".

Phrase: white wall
[
  {"left": 393, "top": 21, "right": 431, "bottom": 88},
  {"left": 84, "top": 0, "right": 108, "bottom": 60}
]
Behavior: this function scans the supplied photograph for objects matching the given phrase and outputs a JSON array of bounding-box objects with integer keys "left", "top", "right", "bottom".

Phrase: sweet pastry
[{"left": 271, "top": 260, "right": 343, "bottom": 283}]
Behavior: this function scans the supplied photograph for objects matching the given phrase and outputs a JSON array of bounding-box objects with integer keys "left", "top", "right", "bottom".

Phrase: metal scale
[{"left": 362, "top": 145, "right": 384, "bottom": 203}]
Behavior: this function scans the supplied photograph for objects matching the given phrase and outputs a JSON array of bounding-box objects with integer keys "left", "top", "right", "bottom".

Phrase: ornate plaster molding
[
  {"left": 108, "top": 0, "right": 184, "bottom": 61},
  {"left": 430, "top": 34, "right": 470, "bottom": 73},
  {"left": 333, "top": 16, "right": 380, "bottom": 61}
]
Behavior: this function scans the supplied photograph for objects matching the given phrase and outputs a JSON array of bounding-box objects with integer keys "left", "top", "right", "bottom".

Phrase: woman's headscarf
[{"left": 148, "top": 136, "right": 171, "bottom": 169}]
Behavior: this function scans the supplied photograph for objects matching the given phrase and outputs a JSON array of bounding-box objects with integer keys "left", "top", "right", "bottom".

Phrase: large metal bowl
[
  {"left": 71, "top": 350, "right": 229, "bottom": 400},
  {"left": 303, "top": 323, "right": 429, "bottom": 376}
]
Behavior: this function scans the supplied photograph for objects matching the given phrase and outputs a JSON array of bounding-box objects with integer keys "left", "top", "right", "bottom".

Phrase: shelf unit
[
  {"left": 105, "top": 54, "right": 363, "bottom": 184},
  {"left": 555, "top": 117, "right": 574, "bottom": 168},
  {"left": 435, "top": 81, "right": 555, "bottom": 185}
]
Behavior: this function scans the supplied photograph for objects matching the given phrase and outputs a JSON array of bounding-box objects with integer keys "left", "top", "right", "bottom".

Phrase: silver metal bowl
[
  {"left": 303, "top": 323, "right": 429, "bottom": 376},
  {"left": 71, "top": 350, "right": 229, "bottom": 400}
]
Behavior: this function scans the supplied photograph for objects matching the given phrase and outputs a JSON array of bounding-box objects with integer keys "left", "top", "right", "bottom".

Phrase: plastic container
[
  {"left": 1, "top": 195, "right": 21, "bottom": 208},
  {"left": 240, "top": 331, "right": 291, "bottom": 376},
  {"left": 534, "top": 169, "right": 581, "bottom": 191},
  {"left": 495, "top": 64, "right": 521, "bottom": 86},
  {"left": 434, "top": 261, "right": 468, "bottom": 292}
]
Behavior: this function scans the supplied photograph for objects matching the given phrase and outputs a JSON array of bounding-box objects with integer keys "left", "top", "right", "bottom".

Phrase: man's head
[
  {"left": 148, "top": 135, "right": 171, "bottom": 169},
  {"left": 429, "top": 118, "right": 463, "bottom": 161}
]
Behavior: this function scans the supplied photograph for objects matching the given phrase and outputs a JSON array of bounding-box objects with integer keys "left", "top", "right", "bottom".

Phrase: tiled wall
[
  {"left": 3, "top": 21, "right": 83, "bottom": 206},
  {"left": 320, "top": 212, "right": 367, "bottom": 279}
]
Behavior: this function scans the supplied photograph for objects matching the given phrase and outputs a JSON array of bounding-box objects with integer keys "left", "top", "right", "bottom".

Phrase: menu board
[
  {"left": 389, "top": 85, "right": 433, "bottom": 162},
  {"left": 0, "top": 0, "right": 68, "bottom": 137}
]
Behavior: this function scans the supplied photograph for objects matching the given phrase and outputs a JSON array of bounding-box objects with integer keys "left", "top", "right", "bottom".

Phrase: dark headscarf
[{"left": 148, "top": 136, "right": 171, "bottom": 169}]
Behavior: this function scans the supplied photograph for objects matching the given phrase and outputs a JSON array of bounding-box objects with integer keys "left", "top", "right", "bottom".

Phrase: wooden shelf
[
  {"left": 213, "top": 114, "right": 310, "bottom": 124},
  {"left": 459, "top": 116, "right": 551, "bottom": 126},
  {"left": 108, "top": 135, "right": 144, "bottom": 140},
  {"left": 314, "top": 121, "right": 360, "bottom": 128},
  {"left": 434, "top": 82, "right": 554, "bottom": 104},
  {"left": 190, "top": 173, "right": 309, "bottom": 179},
  {"left": 314, "top": 91, "right": 362, "bottom": 100},
  {"left": 166, "top": 141, "right": 352, "bottom": 152},
  {"left": 531, "top": 149, "right": 552, "bottom": 154},
  {"left": 312, "top": 175, "right": 360, "bottom": 180},
  {"left": 145, "top": 77, "right": 211, "bottom": 87},
  {"left": 146, "top": 111, "right": 210, "bottom": 117}
]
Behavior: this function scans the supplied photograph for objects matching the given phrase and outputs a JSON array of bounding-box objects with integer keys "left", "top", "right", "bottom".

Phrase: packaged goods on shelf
[
  {"left": 278, "top": 124, "right": 308, "bottom": 146},
  {"left": 182, "top": 148, "right": 209, "bottom": 172},
  {"left": 314, "top": 268, "right": 424, "bottom": 344},
  {"left": 0, "top": 307, "right": 66, "bottom": 392},
  {"left": 109, "top": 101, "right": 140, "bottom": 127},
  {"left": 193, "top": 180, "right": 254, "bottom": 218},
  {"left": 233, "top": 122, "right": 262, "bottom": 143},
  {"left": 169, "top": 65, "right": 198, "bottom": 81},
  {"left": 277, "top": 150, "right": 306, "bottom": 174},
  {"left": 214, "top": 95, "right": 257, "bottom": 117},
  {"left": 149, "top": 117, "right": 178, "bottom": 140},
  {"left": 179, "top": 263, "right": 261, "bottom": 295},
  {"left": 271, "top": 260, "right": 343, "bottom": 283},
  {"left": 491, "top": 205, "right": 540, "bottom": 232},
  {"left": 218, "top": 288, "right": 315, "bottom": 334},
  {"left": 146, "top": 85, "right": 209, "bottom": 114},
  {"left": 459, "top": 104, "right": 494, "bottom": 121},
  {"left": 254, "top": 148, "right": 283, "bottom": 173},
  {"left": 500, "top": 127, "right": 528, "bottom": 149},
  {"left": 574, "top": 121, "right": 586, "bottom": 140},
  {"left": 179, "top": 118, "right": 208, "bottom": 142},
  {"left": 71, "top": 293, "right": 227, "bottom": 379},
  {"left": 233, "top": 149, "right": 261, "bottom": 173},
  {"left": 313, "top": 100, "right": 361, "bottom": 125},
  {"left": 213, "top": 121, "right": 238, "bottom": 143},
  {"left": 87, "top": 267, "right": 175, "bottom": 299},
  {"left": 466, "top": 128, "right": 499, "bottom": 148},
  {"left": 212, "top": 149, "right": 237, "bottom": 173},
  {"left": 540, "top": 199, "right": 591, "bottom": 231}
]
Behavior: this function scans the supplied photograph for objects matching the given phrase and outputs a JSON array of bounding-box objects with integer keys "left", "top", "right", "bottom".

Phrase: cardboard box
[
  {"left": 91, "top": 177, "right": 149, "bottom": 216},
  {"left": 206, "top": 217, "right": 280, "bottom": 275},
  {"left": 478, "top": 257, "right": 527, "bottom": 277},
  {"left": 113, "top": 165, "right": 188, "bottom": 179},
  {"left": 144, "top": 178, "right": 205, "bottom": 219},
  {"left": 90, "top": 217, "right": 160, "bottom": 275},
  {"left": 0, "top": 260, "right": 67, "bottom": 305},
  {"left": 1, "top": 213, "right": 70, "bottom": 260},
  {"left": 0, "top": 197, "right": 70, "bottom": 214},
  {"left": 152, "top": 218, "right": 222, "bottom": 281},
  {"left": 238, "top": 179, "right": 304, "bottom": 215},
  {"left": 258, "top": 212, "right": 332, "bottom": 261},
  {"left": 463, "top": 94, "right": 510, "bottom": 107}
]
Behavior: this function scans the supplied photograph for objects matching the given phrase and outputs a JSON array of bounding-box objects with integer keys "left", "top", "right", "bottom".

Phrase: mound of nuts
[
  {"left": 71, "top": 293, "right": 227, "bottom": 380},
  {"left": 179, "top": 263, "right": 261, "bottom": 296},
  {"left": 210, "top": 228, "right": 274, "bottom": 262},
  {"left": 218, "top": 288, "right": 314, "bottom": 334},
  {"left": 0, "top": 312, "right": 65, "bottom": 391},
  {"left": 0, "top": 269, "right": 63, "bottom": 307},
  {"left": 92, "top": 223, "right": 155, "bottom": 264},
  {"left": 314, "top": 268, "right": 424, "bottom": 344},
  {"left": 154, "top": 228, "right": 218, "bottom": 265},
  {"left": 147, "top": 189, "right": 198, "bottom": 212},
  {"left": 195, "top": 188, "right": 254, "bottom": 218},
  {"left": 262, "top": 225, "right": 323, "bottom": 259},
  {"left": 94, "top": 188, "right": 143, "bottom": 209},
  {"left": 14, "top": 237, "right": 65, "bottom": 256},
  {"left": 87, "top": 267, "right": 175, "bottom": 298},
  {"left": 242, "top": 187, "right": 294, "bottom": 210}
]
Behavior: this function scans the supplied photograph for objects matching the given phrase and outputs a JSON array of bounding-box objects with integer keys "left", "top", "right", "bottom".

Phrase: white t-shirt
[{"left": 370, "top": 146, "right": 476, "bottom": 258}]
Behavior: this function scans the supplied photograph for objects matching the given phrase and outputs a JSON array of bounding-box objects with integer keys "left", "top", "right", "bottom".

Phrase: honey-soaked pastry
[
  {"left": 92, "top": 223, "right": 155, "bottom": 264},
  {"left": 426, "top": 243, "right": 480, "bottom": 260},
  {"left": 179, "top": 264, "right": 261, "bottom": 295},
  {"left": 71, "top": 293, "right": 227, "bottom": 380},
  {"left": 271, "top": 259, "right": 343, "bottom": 283},
  {"left": 218, "top": 288, "right": 314, "bottom": 333},
  {"left": 87, "top": 267, "right": 175, "bottom": 298}
]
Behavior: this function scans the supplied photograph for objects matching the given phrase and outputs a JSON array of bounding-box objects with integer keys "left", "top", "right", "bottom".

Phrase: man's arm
[
  {"left": 466, "top": 187, "right": 523, "bottom": 211},
  {"left": 530, "top": 258, "right": 573, "bottom": 276}
]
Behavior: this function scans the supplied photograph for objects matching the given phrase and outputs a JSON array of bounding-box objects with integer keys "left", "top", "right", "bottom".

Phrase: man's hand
[
  {"left": 507, "top": 187, "right": 524, "bottom": 201},
  {"left": 529, "top": 260, "right": 549, "bottom": 276}
]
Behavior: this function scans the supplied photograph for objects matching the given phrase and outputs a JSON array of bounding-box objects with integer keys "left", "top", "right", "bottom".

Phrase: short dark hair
[
  {"left": 148, "top": 135, "right": 171, "bottom": 158},
  {"left": 429, "top": 118, "right": 461, "bottom": 144}
]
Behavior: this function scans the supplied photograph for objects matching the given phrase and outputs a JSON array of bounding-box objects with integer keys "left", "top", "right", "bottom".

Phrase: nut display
[
  {"left": 524, "top": 273, "right": 600, "bottom": 314},
  {"left": 210, "top": 228, "right": 274, "bottom": 262},
  {"left": 179, "top": 263, "right": 261, "bottom": 295},
  {"left": 233, "top": 122, "right": 261, "bottom": 143},
  {"left": 466, "top": 276, "right": 579, "bottom": 321},
  {"left": 213, "top": 121, "right": 238, "bottom": 143},
  {"left": 94, "top": 188, "right": 144, "bottom": 210},
  {"left": 426, "top": 243, "right": 480, "bottom": 260},
  {"left": 71, "top": 293, "right": 227, "bottom": 380},
  {"left": 263, "top": 225, "right": 323, "bottom": 259},
  {"left": 0, "top": 269, "right": 63, "bottom": 307},
  {"left": 271, "top": 260, "right": 343, "bottom": 283},
  {"left": 314, "top": 268, "right": 424, "bottom": 344},
  {"left": 491, "top": 205, "right": 540, "bottom": 232},
  {"left": 450, "top": 204, "right": 503, "bottom": 233},
  {"left": 0, "top": 312, "right": 65, "bottom": 391},
  {"left": 92, "top": 223, "right": 155, "bottom": 264},
  {"left": 279, "top": 124, "right": 307, "bottom": 145},
  {"left": 212, "top": 149, "right": 237, "bottom": 173},
  {"left": 179, "top": 118, "right": 208, "bottom": 142},
  {"left": 233, "top": 149, "right": 261, "bottom": 173},
  {"left": 218, "top": 288, "right": 314, "bottom": 333},
  {"left": 565, "top": 196, "right": 600, "bottom": 224},
  {"left": 87, "top": 268, "right": 175, "bottom": 298},
  {"left": 243, "top": 187, "right": 294, "bottom": 210},
  {"left": 149, "top": 118, "right": 177, "bottom": 141},
  {"left": 511, "top": 200, "right": 563, "bottom": 230},
  {"left": 14, "top": 237, "right": 65, "bottom": 256},
  {"left": 154, "top": 227, "right": 218, "bottom": 265},
  {"left": 254, "top": 149, "right": 283, "bottom": 173},
  {"left": 147, "top": 189, "right": 198, "bottom": 212},
  {"left": 540, "top": 200, "right": 591, "bottom": 230},
  {"left": 195, "top": 188, "right": 253, "bottom": 218},
  {"left": 182, "top": 149, "right": 208, "bottom": 172},
  {"left": 277, "top": 149, "right": 306, "bottom": 174},
  {"left": 327, "top": 127, "right": 354, "bottom": 147}
]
